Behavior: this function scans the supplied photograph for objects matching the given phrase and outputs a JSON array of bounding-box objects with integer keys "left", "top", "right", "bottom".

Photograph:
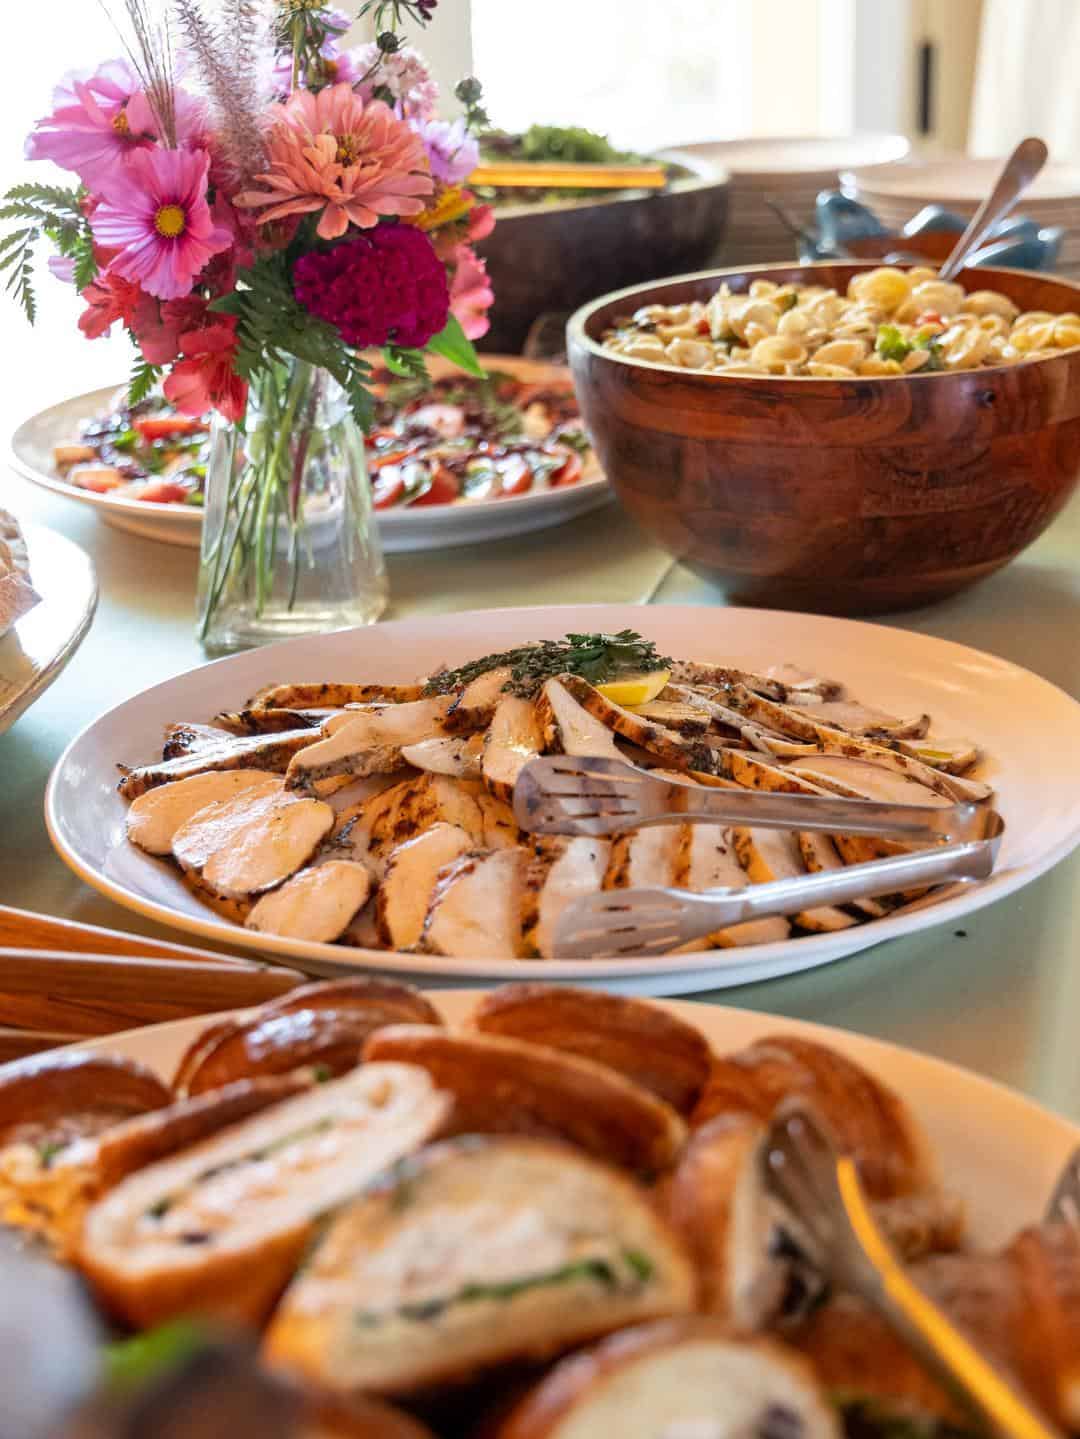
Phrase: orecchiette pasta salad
[{"left": 601, "top": 266, "right": 1080, "bottom": 378}]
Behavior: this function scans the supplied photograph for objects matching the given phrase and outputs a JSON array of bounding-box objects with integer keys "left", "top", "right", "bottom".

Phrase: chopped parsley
[
  {"left": 875, "top": 325, "right": 912, "bottom": 363},
  {"left": 424, "top": 630, "right": 672, "bottom": 700},
  {"left": 104, "top": 1319, "right": 209, "bottom": 1394}
]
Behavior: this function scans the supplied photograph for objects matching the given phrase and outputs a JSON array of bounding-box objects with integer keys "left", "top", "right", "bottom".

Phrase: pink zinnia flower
[
  {"left": 293, "top": 224, "right": 449, "bottom": 348},
  {"left": 90, "top": 148, "right": 232, "bottom": 301},
  {"left": 26, "top": 60, "right": 207, "bottom": 187},
  {"left": 164, "top": 319, "right": 248, "bottom": 423},
  {"left": 448, "top": 243, "right": 493, "bottom": 340},
  {"left": 77, "top": 271, "right": 145, "bottom": 339},
  {"left": 236, "top": 85, "right": 432, "bottom": 241}
]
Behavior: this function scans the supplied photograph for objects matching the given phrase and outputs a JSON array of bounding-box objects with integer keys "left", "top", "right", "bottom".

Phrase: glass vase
[{"left": 196, "top": 359, "right": 388, "bottom": 653}]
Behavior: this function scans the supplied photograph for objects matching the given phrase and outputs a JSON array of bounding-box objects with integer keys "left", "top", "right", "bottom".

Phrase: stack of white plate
[
  {"left": 676, "top": 133, "right": 910, "bottom": 268},
  {"left": 847, "top": 154, "right": 1080, "bottom": 275}
]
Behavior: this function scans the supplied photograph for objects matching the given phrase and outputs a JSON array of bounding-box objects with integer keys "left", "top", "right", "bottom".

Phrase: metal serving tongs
[{"left": 762, "top": 1105, "right": 1065, "bottom": 1439}]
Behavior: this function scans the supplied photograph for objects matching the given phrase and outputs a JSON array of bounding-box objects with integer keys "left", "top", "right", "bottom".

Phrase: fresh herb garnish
[
  {"left": 833, "top": 1393, "right": 980, "bottom": 1439},
  {"left": 424, "top": 630, "right": 672, "bottom": 699},
  {"left": 36, "top": 1140, "right": 66, "bottom": 1168},
  {"left": 875, "top": 324, "right": 912, "bottom": 364},
  {"left": 104, "top": 1319, "right": 209, "bottom": 1395}
]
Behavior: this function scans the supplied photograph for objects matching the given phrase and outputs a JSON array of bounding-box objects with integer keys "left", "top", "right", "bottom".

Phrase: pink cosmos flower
[
  {"left": 236, "top": 85, "right": 432, "bottom": 241},
  {"left": 90, "top": 148, "right": 232, "bottom": 301},
  {"left": 163, "top": 319, "right": 248, "bottom": 423},
  {"left": 410, "top": 117, "right": 478, "bottom": 186},
  {"left": 448, "top": 242, "right": 493, "bottom": 340},
  {"left": 26, "top": 59, "right": 207, "bottom": 188}
]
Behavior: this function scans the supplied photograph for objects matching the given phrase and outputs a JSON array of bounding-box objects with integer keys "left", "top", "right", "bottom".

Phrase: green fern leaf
[{"left": 128, "top": 357, "right": 162, "bottom": 407}]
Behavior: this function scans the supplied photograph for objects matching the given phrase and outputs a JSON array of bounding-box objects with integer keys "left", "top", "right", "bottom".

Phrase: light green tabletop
[{"left": 4, "top": 357, "right": 1080, "bottom": 1126}]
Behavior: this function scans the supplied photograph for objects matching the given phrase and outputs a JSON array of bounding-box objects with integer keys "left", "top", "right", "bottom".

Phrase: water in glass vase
[{"left": 196, "top": 359, "right": 388, "bottom": 652}]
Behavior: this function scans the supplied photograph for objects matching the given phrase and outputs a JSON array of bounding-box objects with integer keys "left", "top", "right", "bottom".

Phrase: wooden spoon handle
[{"left": 0, "top": 904, "right": 250, "bottom": 964}]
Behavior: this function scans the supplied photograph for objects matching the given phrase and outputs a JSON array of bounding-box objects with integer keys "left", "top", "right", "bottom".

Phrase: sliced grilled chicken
[
  {"left": 560, "top": 676, "right": 715, "bottom": 772},
  {"left": 522, "top": 836, "right": 611, "bottom": 959},
  {"left": 674, "top": 824, "right": 791, "bottom": 947},
  {"left": 285, "top": 698, "right": 456, "bottom": 793},
  {"left": 732, "top": 827, "right": 858, "bottom": 933},
  {"left": 443, "top": 666, "right": 513, "bottom": 732},
  {"left": 470, "top": 984, "right": 712, "bottom": 1115},
  {"left": 246, "top": 860, "right": 371, "bottom": 942},
  {"left": 399, "top": 733, "right": 484, "bottom": 779},
  {"left": 201, "top": 795, "right": 334, "bottom": 899},
  {"left": 422, "top": 848, "right": 527, "bottom": 959},
  {"left": 670, "top": 660, "right": 840, "bottom": 703},
  {"left": 376, "top": 824, "right": 474, "bottom": 950},
  {"left": 796, "top": 831, "right": 888, "bottom": 918},
  {"left": 476, "top": 789, "right": 522, "bottom": 849},
  {"left": 365, "top": 774, "right": 486, "bottom": 870},
  {"left": 495, "top": 1319, "right": 838, "bottom": 1439},
  {"left": 711, "top": 748, "right": 833, "bottom": 797},
  {"left": 172, "top": 786, "right": 292, "bottom": 874},
  {"left": 325, "top": 773, "right": 405, "bottom": 816},
  {"left": 665, "top": 684, "right": 821, "bottom": 759},
  {"left": 628, "top": 700, "right": 710, "bottom": 736},
  {"left": 213, "top": 707, "right": 328, "bottom": 735},
  {"left": 536, "top": 678, "right": 623, "bottom": 758},
  {"left": 887, "top": 734, "right": 980, "bottom": 773},
  {"left": 77, "top": 1064, "right": 452, "bottom": 1328},
  {"left": 263, "top": 1135, "right": 696, "bottom": 1397},
  {"left": 603, "top": 826, "right": 683, "bottom": 891},
  {"left": 483, "top": 695, "right": 544, "bottom": 803},
  {"left": 790, "top": 699, "right": 930, "bottom": 738},
  {"left": 119, "top": 729, "right": 321, "bottom": 800},
  {"left": 340, "top": 901, "right": 382, "bottom": 950},
  {"left": 725, "top": 684, "right": 990, "bottom": 801},
  {"left": 247, "top": 681, "right": 423, "bottom": 710},
  {"left": 126, "top": 770, "right": 282, "bottom": 856},
  {"left": 162, "top": 722, "right": 232, "bottom": 760}
]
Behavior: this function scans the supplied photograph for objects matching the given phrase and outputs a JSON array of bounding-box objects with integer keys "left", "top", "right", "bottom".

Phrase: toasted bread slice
[
  {"left": 691, "top": 1035, "right": 935, "bottom": 1201},
  {"left": 258, "top": 976, "right": 442, "bottom": 1027},
  {"left": 264, "top": 1135, "right": 696, "bottom": 1396},
  {"left": 0, "top": 1077, "right": 305, "bottom": 1258},
  {"left": 494, "top": 1318, "right": 839, "bottom": 1439},
  {"left": 179, "top": 1008, "right": 388, "bottom": 1096},
  {"left": 364, "top": 1026, "right": 686, "bottom": 1175},
  {"left": 469, "top": 984, "right": 711, "bottom": 1116},
  {"left": 0, "top": 1050, "right": 171, "bottom": 1152},
  {"left": 77, "top": 1063, "right": 452, "bottom": 1327}
]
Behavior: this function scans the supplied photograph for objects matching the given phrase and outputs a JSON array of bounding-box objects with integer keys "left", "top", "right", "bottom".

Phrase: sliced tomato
[
  {"left": 133, "top": 415, "right": 207, "bottom": 441},
  {"left": 372, "top": 467, "right": 407, "bottom": 509},
  {"left": 70, "top": 465, "right": 127, "bottom": 493},
  {"left": 497, "top": 454, "right": 533, "bottom": 497},
  {"left": 550, "top": 450, "right": 584, "bottom": 487},
  {"left": 408, "top": 464, "right": 459, "bottom": 506},
  {"left": 915, "top": 310, "right": 946, "bottom": 331},
  {"left": 369, "top": 447, "right": 413, "bottom": 471},
  {"left": 138, "top": 479, "right": 191, "bottom": 504}
]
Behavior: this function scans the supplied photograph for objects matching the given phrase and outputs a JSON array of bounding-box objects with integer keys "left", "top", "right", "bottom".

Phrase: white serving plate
[
  {"left": 679, "top": 133, "right": 910, "bottom": 178},
  {"left": 9, "top": 363, "right": 611, "bottom": 555},
  {"left": 44, "top": 603, "right": 1080, "bottom": 995},
  {"left": 0, "top": 524, "right": 97, "bottom": 736},
  {"left": 59, "top": 990, "right": 1080, "bottom": 1252},
  {"left": 847, "top": 154, "right": 1080, "bottom": 206}
]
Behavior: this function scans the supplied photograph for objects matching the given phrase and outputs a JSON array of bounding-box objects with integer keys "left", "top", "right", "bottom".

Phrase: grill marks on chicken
[{"left": 120, "top": 647, "right": 991, "bottom": 958}]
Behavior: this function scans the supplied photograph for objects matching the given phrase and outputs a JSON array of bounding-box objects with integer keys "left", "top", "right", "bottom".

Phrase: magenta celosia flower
[
  {"left": 354, "top": 44, "right": 439, "bottom": 120},
  {"left": 448, "top": 242, "right": 493, "bottom": 340},
  {"left": 89, "top": 147, "right": 232, "bottom": 301},
  {"left": 293, "top": 224, "right": 449, "bottom": 348},
  {"left": 410, "top": 117, "right": 478, "bottom": 186},
  {"left": 26, "top": 59, "right": 207, "bottom": 187}
]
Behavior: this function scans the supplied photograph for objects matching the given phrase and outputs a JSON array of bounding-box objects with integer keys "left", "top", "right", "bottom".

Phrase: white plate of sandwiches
[
  {"left": 45, "top": 603, "right": 1080, "bottom": 994},
  {"left": 0, "top": 515, "right": 97, "bottom": 737},
  {"left": 1, "top": 980, "right": 1077, "bottom": 1437},
  {"left": 9, "top": 358, "right": 609, "bottom": 553}
]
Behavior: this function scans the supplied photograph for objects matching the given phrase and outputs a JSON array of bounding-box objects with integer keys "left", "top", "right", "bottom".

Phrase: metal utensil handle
[
  {"left": 939, "top": 137, "right": 1049, "bottom": 281},
  {"left": 684, "top": 836, "right": 997, "bottom": 936},
  {"left": 836, "top": 1158, "right": 1063, "bottom": 1439},
  {"left": 664, "top": 781, "right": 986, "bottom": 843}
]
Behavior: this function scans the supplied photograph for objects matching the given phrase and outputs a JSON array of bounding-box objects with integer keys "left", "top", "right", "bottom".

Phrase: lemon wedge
[{"left": 596, "top": 669, "right": 670, "bottom": 707}]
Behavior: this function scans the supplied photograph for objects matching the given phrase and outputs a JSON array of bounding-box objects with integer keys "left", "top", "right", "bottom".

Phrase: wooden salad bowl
[{"left": 567, "top": 261, "right": 1080, "bottom": 614}]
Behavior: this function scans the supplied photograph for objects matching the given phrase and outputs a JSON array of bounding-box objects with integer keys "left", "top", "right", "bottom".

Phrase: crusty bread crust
[
  {"left": 363, "top": 1026, "right": 687, "bottom": 1175},
  {"left": 692, "top": 1034, "right": 934, "bottom": 1200},
  {"left": 494, "top": 1318, "right": 837, "bottom": 1439},
  {"left": 0, "top": 1051, "right": 171, "bottom": 1148},
  {"left": 181, "top": 1008, "right": 388, "bottom": 1095},
  {"left": 467, "top": 984, "right": 712, "bottom": 1116},
  {"left": 260, "top": 976, "right": 442, "bottom": 1027},
  {"left": 304, "top": 1395, "right": 437, "bottom": 1439}
]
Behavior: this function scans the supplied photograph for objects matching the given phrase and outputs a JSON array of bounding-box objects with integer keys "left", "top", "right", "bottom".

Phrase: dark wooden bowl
[
  {"left": 476, "top": 151, "right": 729, "bottom": 355},
  {"left": 567, "top": 261, "right": 1080, "bottom": 615}
]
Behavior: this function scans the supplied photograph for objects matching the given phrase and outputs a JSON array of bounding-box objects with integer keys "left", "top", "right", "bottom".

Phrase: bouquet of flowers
[{"left": 2, "top": 0, "right": 495, "bottom": 644}]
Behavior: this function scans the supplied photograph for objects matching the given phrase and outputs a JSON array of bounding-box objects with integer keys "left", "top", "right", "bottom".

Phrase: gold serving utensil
[{"left": 469, "top": 160, "right": 668, "bottom": 190}]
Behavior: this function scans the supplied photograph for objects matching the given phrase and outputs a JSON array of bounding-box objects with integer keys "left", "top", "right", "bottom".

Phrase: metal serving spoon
[{"left": 938, "top": 137, "right": 1049, "bottom": 281}]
